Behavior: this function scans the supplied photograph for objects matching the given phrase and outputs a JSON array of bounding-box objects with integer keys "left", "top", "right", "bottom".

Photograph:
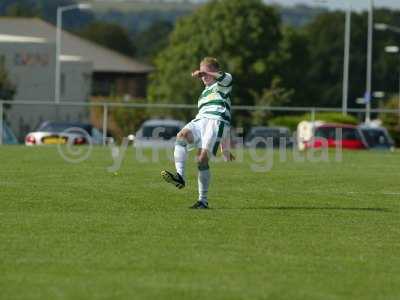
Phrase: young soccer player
[{"left": 161, "top": 57, "right": 234, "bottom": 209}]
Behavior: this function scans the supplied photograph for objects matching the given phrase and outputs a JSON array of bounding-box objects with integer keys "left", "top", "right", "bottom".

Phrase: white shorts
[{"left": 183, "top": 118, "right": 229, "bottom": 156}]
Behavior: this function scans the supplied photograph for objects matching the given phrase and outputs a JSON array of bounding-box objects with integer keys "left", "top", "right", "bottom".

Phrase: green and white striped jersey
[{"left": 195, "top": 72, "right": 233, "bottom": 124}]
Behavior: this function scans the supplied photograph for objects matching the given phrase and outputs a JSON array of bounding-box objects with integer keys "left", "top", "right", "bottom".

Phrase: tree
[
  {"left": 147, "top": 0, "right": 283, "bottom": 123},
  {"left": 134, "top": 20, "right": 174, "bottom": 62},
  {"left": 5, "top": 1, "right": 40, "bottom": 17},
  {"left": 251, "top": 77, "right": 294, "bottom": 125},
  {"left": 302, "top": 8, "right": 400, "bottom": 109},
  {"left": 77, "top": 21, "right": 136, "bottom": 57},
  {"left": 276, "top": 26, "right": 311, "bottom": 106},
  {"left": 303, "top": 11, "right": 348, "bottom": 107},
  {"left": 379, "top": 96, "right": 400, "bottom": 145}
]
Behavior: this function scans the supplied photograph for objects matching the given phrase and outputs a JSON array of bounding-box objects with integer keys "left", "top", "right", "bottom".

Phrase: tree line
[{"left": 148, "top": 1, "right": 400, "bottom": 121}]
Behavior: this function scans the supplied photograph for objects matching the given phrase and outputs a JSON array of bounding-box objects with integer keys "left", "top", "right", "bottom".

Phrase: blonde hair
[{"left": 200, "top": 57, "right": 220, "bottom": 71}]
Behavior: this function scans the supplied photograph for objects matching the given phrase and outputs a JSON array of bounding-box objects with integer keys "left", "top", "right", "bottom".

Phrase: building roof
[
  {"left": 0, "top": 34, "right": 47, "bottom": 43},
  {"left": 0, "top": 17, "right": 153, "bottom": 74}
]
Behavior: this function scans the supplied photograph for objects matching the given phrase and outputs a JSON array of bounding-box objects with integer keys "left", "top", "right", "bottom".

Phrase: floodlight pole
[
  {"left": 55, "top": 3, "right": 91, "bottom": 104},
  {"left": 342, "top": 2, "right": 351, "bottom": 115},
  {"left": 365, "top": 0, "right": 373, "bottom": 123}
]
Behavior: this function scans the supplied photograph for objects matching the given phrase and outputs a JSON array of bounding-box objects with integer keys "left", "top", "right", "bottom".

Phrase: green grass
[{"left": 1, "top": 146, "right": 400, "bottom": 300}]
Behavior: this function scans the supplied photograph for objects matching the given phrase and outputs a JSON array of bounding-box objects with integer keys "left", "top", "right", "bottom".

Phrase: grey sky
[{"left": 268, "top": 0, "right": 400, "bottom": 11}]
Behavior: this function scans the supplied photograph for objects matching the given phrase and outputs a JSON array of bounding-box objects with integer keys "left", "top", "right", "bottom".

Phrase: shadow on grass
[{"left": 213, "top": 206, "right": 390, "bottom": 212}]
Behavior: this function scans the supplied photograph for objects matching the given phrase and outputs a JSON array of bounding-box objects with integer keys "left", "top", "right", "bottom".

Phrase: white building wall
[
  {"left": 0, "top": 38, "right": 93, "bottom": 141},
  {"left": 60, "top": 56, "right": 92, "bottom": 102},
  {"left": 0, "top": 40, "right": 55, "bottom": 101}
]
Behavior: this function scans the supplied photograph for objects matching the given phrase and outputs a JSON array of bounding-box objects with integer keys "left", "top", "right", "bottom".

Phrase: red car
[{"left": 304, "top": 123, "right": 367, "bottom": 150}]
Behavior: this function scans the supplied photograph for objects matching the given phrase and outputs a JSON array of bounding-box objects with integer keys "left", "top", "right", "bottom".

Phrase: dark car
[
  {"left": 244, "top": 126, "right": 292, "bottom": 148},
  {"left": 358, "top": 125, "right": 395, "bottom": 150}
]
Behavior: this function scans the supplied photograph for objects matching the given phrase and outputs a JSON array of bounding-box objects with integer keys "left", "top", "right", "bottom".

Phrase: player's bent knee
[
  {"left": 175, "top": 138, "right": 187, "bottom": 147},
  {"left": 176, "top": 131, "right": 185, "bottom": 139},
  {"left": 177, "top": 129, "right": 193, "bottom": 144}
]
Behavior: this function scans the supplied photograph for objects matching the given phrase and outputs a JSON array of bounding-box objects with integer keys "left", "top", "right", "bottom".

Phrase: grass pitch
[{"left": 1, "top": 146, "right": 400, "bottom": 300}]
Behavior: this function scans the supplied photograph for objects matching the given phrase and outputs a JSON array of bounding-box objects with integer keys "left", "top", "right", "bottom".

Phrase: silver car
[
  {"left": 25, "top": 121, "right": 104, "bottom": 146},
  {"left": 134, "top": 119, "right": 185, "bottom": 148}
]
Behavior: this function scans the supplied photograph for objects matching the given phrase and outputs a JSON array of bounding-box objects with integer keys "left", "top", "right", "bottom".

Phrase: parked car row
[
  {"left": 0, "top": 118, "right": 397, "bottom": 151},
  {"left": 132, "top": 119, "right": 395, "bottom": 151},
  {"left": 297, "top": 121, "right": 395, "bottom": 151},
  {"left": 135, "top": 119, "right": 394, "bottom": 150}
]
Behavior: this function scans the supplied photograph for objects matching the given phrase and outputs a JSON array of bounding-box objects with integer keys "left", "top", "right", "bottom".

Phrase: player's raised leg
[
  {"left": 161, "top": 128, "right": 193, "bottom": 189},
  {"left": 174, "top": 129, "right": 192, "bottom": 180}
]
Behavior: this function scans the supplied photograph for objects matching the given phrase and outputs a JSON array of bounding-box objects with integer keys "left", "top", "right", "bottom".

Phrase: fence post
[
  {"left": 0, "top": 101, "right": 3, "bottom": 146},
  {"left": 102, "top": 103, "right": 108, "bottom": 146},
  {"left": 311, "top": 108, "right": 316, "bottom": 123}
]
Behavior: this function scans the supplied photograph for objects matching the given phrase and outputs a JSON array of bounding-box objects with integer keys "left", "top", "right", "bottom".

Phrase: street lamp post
[
  {"left": 55, "top": 3, "right": 91, "bottom": 104},
  {"left": 365, "top": 0, "right": 374, "bottom": 124},
  {"left": 342, "top": 2, "right": 351, "bottom": 115}
]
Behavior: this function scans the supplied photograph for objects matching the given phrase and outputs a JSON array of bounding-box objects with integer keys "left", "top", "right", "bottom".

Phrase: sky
[{"left": 268, "top": 0, "right": 400, "bottom": 11}]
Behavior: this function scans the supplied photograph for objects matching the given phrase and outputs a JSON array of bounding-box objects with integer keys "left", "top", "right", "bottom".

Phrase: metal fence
[{"left": 1, "top": 99, "right": 400, "bottom": 145}]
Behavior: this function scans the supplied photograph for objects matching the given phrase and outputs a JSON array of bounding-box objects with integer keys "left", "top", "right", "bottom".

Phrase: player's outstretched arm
[
  {"left": 191, "top": 70, "right": 224, "bottom": 79},
  {"left": 220, "top": 135, "right": 235, "bottom": 162},
  {"left": 222, "top": 149, "right": 235, "bottom": 162},
  {"left": 191, "top": 70, "right": 203, "bottom": 78}
]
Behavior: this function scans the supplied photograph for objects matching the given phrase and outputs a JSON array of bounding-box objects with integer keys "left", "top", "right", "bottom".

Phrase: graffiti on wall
[{"left": 14, "top": 52, "right": 49, "bottom": 66}]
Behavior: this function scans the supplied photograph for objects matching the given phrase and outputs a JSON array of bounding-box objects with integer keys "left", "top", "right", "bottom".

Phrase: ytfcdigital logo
[
  {"left": 57, "top": 126, "right": 343, "bottom": 173},
  {"left": 57, "top": 127, "right": 93, "bottom": 163}
]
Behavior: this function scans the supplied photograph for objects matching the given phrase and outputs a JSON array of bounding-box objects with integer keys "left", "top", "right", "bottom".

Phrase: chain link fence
[{"left": 1, "top": 99, "right": 400, "bottom": 146}]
